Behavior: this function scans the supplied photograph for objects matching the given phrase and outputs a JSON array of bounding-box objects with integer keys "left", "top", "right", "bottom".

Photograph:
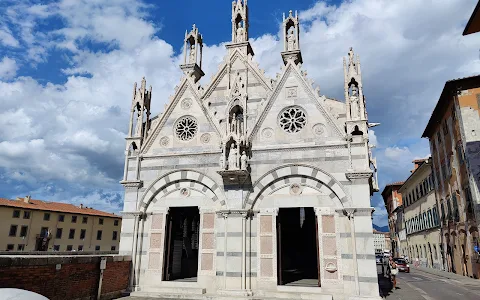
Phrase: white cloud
[
  {"left": 0, "top": 27, "right": 19, "bottom": 47},
  {"left": 0, "top": 0, "right": 478, "bottom": 218},
  {"left": 0, "top": 57, "right": 18, "bottom": 79}
]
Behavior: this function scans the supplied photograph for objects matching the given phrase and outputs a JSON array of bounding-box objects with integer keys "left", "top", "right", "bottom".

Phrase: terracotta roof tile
[
  {"left": 385, "top": 181, "right": 404, "bottom": 187},
  {"left": 0, "top": 198, "right": 120, "bottom": 218}
]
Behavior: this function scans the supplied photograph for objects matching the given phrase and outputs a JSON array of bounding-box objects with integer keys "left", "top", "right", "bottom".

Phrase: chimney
[
  {"left": 24, "top": 195, "right": 31, "bottom": 203},
  {"left": 80, "top": 204, "right": 84, "bottom": 209}
]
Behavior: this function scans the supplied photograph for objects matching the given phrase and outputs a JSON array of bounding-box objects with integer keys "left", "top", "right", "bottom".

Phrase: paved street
[{"left": 377, "top": 264, "right": 480, "bottom": 299}]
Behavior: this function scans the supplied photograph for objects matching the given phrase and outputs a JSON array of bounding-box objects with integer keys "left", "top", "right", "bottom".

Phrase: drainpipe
[{"left": 97, "top": 257, "right": 106, "bottom": 300}]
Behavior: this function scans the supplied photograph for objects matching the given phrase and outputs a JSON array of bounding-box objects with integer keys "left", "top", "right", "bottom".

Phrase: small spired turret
[
  {"left": 281, "top": 10, "right": 302, "bottom": 65},
  {"left": 226, "top": 0, "right": 254, "bottom": 56},
  {"left": 180, "top": 24, "right": 205, "bottom": 83},
  {"left": 343, "top": 47, "right": 367, "bottom": 137}
]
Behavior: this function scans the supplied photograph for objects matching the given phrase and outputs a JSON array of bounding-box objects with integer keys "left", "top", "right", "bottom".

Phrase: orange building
[
  {"left": 381, "top": 182, "right": 404, "bottom": 257},
  {"left": 422, "top": 75, "right": 480, "bottom": 279}
]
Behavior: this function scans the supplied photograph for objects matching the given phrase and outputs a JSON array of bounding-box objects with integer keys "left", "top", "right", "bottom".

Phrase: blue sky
[{"left": 0, "top": 0, "right": 479, "bottom": 226}]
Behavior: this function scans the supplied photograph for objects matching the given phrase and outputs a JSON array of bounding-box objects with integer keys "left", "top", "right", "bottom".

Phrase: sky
[{"left": 0, "top": 0, "right": 479, "bottom": 227}]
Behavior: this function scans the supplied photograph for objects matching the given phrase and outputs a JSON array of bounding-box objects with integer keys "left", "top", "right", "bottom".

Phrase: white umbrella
[{"left": 0, "top": 288, "right": 49, "bottom": 300}]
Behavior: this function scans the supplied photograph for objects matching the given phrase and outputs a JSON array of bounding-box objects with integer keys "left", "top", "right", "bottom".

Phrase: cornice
[
  {"left": 119, "top": 180, "right": 143, "bottom": 189},
  {"left": 346, "top": 171, "right": 373, "bottom": 180}
]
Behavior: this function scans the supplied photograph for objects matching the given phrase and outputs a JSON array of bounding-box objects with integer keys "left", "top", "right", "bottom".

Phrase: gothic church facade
[{"left": 120, "top": 1, "right": 380, "bottom": 299}]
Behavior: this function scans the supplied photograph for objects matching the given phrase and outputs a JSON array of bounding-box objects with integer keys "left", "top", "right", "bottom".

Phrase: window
[
  {"left": 53, "top": 245, "right": 60, "bottom": 251},
  {"left": 43, "top": 213, "right": 50, "bottom": 221},
  {"left": 465, "top": 186, "right": 475, "bottom": 215},
  {"left": 447, "top": 198, "right": 453, "bottom": 220},
  {"left": 56, "top": 228, "right": 63, "bottom": 239},
  {"left": 97, "top": 230, "right": 102, "bottom": 240},
  {"left": 457, "top": 143, "right": 464, "bottom": 165},
  {"left": 12, "top": 210, "right": 20, "bottom": 218},
  {"left": 17, "top": 244, "right": 25, "bottom": 251},
  {"left": 111, "top": 246, "right": 116, "bottom": 251},
  {"left": 95, "top": 245, "right": 100, "bottom": 251},
  {"left": 23, "top": 211, "right": 30, "bottom": 219},
  {"left": 6, "top": 244, "right": 14, "bottom": 251},
  {"left": 441, "top": 202, "right": 446, "bottom": 222},
  {"left": 40, "top": 227, "right": 49, "bottom": 238},
  {"left": 67, "top": 245, "right": 73, "bottom": 251},
  {"left": 80, "top": 229, "right": 86, "bottom": 240},
  {"left": 69, "top": 229, "right": 75, "bottom": 239},
  {"left": 82, "top": 216, "right": 88, "bottom": 224},
  {"left": 9, "top": 225, "right": 18, "bottom": 237},
  {"left": 58, "top": 215, "right": 65, "bottom": 222},
  {"left": 71, "top": 216, "right": 77, "bottom": 223},
  {"left": 114, "top": 220, "right": 119, "bottom": 226},
  {"left": 452, "top": 193, "right": 459, "bottom": 222},
  {"left": 433, "top": 206, "right": 439, "bottom": 226},
  {"left": 433, "top": 245, "right": 438, "bottom": 260},
  {"left": 112, "top": 231, "right": 118, "bottom": 240},
  {"left": 78, "top": 245, "right": 83, "bottom": 251},
  {"left": 20, "top": 226, "right": 28, "bottom": 237},
  {"left": 99, "top": 218, "right": 104, "bottom": 225}
]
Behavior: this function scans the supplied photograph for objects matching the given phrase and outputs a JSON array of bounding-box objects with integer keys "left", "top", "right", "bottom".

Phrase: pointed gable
[
  {"left": 201, "top": 48, "right": 272, "bottom": 132},
  {"left": 249, "top": 61, "right": 345, "bottom": 146},
  {"left": 142, "top": 76, "right": 221, "bottom": 155}
]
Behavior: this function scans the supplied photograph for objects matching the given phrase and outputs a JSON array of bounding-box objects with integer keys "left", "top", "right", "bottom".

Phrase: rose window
[
  {"left": 279, "top": 106, "right": 307, "bottom": 133},
  {"left": 175, "top": 116, "right": 198, "bottom": 141}
]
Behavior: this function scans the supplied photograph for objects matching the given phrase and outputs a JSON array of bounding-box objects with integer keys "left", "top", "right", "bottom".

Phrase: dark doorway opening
[
  {"left": 277, "top": 207, "right": 320, "bottom": 286},
  {"left": 163, "top": 206, "right": 200, "bottom": 281}
]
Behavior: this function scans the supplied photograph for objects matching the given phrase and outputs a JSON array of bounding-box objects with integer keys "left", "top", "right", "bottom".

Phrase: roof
[
  {"left": 0, "top": 198, "right": 120, "bottom": 218},
  {"left": 398, "top": 158, "right": 432, "bottom": 193},
  {"left": 422, "top": 75, "right": 480, "bottom": 138},
  {"left": 463, "top": 1, "right": 480, "bottom": 35},
  {"left": 381, "top": 181, "right": 404, "bottom": 199},
  {"left": 412, "top": 158, "right": 428, "bottom": 163}
]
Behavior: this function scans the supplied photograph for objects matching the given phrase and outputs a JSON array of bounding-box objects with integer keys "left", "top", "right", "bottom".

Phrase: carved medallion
[
  {"left": 261, "top": 127, "right": 274, "bottom": 139},
  {"left": 181, "top": 98, "right": 193, "bottom": 110},
  {"left": 180, "top": 188, "right": 190, "bottom": 197},
  {"left": 313, "top": 123, "right": 326, "bottom": 137},
  {"left": 286, "top": 87, "right": 297, "bottom": 98},
  {"left": 200, "top": 133, "right": 211, "bottom": 144},
  {"left": 325, "top": 262, "right": 337, "bottom": 273},
  {"left": 159, "top": 136, "right": 169, "bottom": 147},
  {"left": 290, "top": 183, "right": 302, "bottom": 195}
]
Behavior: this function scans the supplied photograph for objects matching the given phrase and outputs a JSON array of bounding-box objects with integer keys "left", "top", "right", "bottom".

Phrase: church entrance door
[
  {"left": 163, "top": 206, "right": 200, "bottom": 282},
  {"left": 277, "top": 207, "right": 320, "bottom": 286}
]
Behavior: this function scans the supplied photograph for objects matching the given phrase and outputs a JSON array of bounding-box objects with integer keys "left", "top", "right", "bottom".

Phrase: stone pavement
[{"left": 411, "top": 266, "right": 480, "bottom": 286}]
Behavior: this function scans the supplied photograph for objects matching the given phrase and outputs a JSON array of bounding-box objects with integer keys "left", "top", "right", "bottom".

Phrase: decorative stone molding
[
  {"left": 179, "top": 187, "right": 190, "bottom": 197},
  {"left": 120, "top": 180, "right": 143, "bottom": 189},
  {"left": 336, "top": 207, "right": 374, "bottom": 218},
  {"left": 181, "top": 98, "right": 193, "bottom": 110},
  {"left": 261, "top": 127, "right": 274, "bottom": 139}
]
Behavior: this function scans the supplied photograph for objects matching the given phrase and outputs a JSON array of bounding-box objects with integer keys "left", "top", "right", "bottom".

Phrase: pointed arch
[
  {"left": 244, "top": 164, "right": 350, "bottom": 209},
  {"left": 138, "top": 170, "right": 227, "bottom": 212}
]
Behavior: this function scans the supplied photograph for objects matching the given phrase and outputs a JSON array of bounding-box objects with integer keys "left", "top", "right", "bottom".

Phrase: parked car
[
  {"left": 376, "top": 255, "right": 384, "bottom": 264},
  {"left": 393, "top": 258, "right": 410, "bottom": 273}
]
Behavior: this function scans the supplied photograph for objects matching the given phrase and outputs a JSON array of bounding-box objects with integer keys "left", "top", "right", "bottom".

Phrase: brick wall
[{"left": 0, "top": 254, "right": 131, "bottom": 300}]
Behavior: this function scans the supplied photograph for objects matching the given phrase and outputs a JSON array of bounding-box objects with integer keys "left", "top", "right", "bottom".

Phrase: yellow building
[
  {"left": 0, "top": 196, "right": 122, "bottom": 252},
  {"left": 399, "top": 158, "right": 443, "bottom": 270}
]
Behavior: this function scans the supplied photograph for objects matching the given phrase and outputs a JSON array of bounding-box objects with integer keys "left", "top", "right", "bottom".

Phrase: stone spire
[
  {"left": 281, "top": 10, "right": 302, "bottom": 65},
  {"left": 343, "top": 47, "right": 367, "bottom": 136},
  {"left": 180, "top": 24, "right": 205, "bottom": 83},
  {"left": 227, "top": 0, "right": 253, "bottom": 56}
]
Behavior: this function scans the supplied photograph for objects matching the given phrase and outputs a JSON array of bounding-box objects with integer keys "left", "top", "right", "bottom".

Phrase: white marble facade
[{"left": 119, "top": 1, "right": 380, "bottom": 299}]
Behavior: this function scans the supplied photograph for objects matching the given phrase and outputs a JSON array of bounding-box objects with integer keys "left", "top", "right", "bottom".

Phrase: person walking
[{"left": 389, "top": 256, "right": 398, "bottom": 290}]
